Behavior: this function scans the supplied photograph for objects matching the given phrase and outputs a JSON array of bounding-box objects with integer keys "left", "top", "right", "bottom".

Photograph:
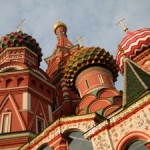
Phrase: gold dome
[{"left": 53, "top": 22, "right": 67, "bottom": 34}]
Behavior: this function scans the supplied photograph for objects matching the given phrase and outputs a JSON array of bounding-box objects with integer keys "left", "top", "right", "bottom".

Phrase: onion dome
[
  {"left": 64, "top": 47, "right": 119, "bottom": 88},
  {"left": 116, "top": 28, "right": 150, "bottom": 73},
  {"left": 0, "top": 31, "right": 42, "bottom": 65},
  {"left": 53, "top": 21, "right": 67, "bottom": 34}
]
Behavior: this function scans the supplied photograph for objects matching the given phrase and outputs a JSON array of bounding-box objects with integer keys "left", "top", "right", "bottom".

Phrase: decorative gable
[{"left": 0, "top": 93, "right": 26, "bottom": 133}]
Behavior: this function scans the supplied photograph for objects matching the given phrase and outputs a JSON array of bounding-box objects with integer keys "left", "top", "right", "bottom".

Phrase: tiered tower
[
  {"left": 0, "top": 30, "right": 55, "bottom": 149},
  {"left": 45, "top": 22, "right": 80, "bottom": 119},
  {"left": 65, "top": 46, "right": 122, "bottom": 116}
]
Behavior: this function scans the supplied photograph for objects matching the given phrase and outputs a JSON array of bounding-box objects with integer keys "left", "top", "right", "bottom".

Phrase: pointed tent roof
[{"left": 123, "top": 58, "right": 150, "bottom": 106}]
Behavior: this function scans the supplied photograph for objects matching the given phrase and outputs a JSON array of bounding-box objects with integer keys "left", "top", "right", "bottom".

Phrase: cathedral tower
[
  {"left": 0, "top": 30, "right": 55, "bottom": 149},
  {"left": 45, "top": 22, "right": 80, "bottom": 119}
]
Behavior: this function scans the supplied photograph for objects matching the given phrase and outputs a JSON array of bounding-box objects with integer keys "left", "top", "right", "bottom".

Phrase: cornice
[
  {"left": 0, "top": 131, "right": 36, "bottom": 140},
  {"left": 0, "top": 69, "right": 55, "bottom": 89},
  {"left": 0, "top": 47, "right": 38, "bottom": 57}
]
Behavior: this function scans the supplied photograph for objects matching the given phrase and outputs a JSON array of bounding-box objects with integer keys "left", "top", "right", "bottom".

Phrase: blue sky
[{"left": 0, "top": 0, "right": 150, "bottom": 89}]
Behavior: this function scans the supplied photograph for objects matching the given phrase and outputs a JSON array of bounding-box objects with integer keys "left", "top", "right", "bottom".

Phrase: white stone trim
[
  {"left": 23, "top": 92, "right": 31, "bottom": 111},
  {"left": 48, "top": 105, "right": 53, "bottom": 122},
  {"left": 0, "top": 86, "right": 52, "bottom": 104},
  {"left": 0, "top": 65, "right": 24, "bottom": 72},
  {"left": 0, "top": 112, "right": 12, "bottom": 133}
]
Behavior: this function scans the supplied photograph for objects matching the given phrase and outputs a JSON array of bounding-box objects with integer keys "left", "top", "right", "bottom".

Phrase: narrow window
[
  {"left": 39, "top": 85, "right": 44, "bottom": 91},
  {"left": 36, "top": 116, "right": 45, "bottom": 134},
  {"left": 38, "top": 121, "right": 43, "bottom": 133},
  {"left": 85, "top": 80, "right": 89, "bottom": 89},
  {"left": 31, "top": 80, "right": 36, "bottom": 88},
  {"left": 6, "top": 79, "right": 13, "bottom": 88},
  {"left": 47, "top": 90, "right": 51, "bottom": 98},
  {"left": 1, "top": 112, "right": 11, "bottom": 133},
  {"left": 17, "top": 77, "right": 24, "bottom": 86}
]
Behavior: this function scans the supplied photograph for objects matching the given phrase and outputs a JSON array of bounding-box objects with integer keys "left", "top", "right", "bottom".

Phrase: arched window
[
  {"left": 47, "top": 90, "right": 51, "bottom": 98},
  {"left": 68, "top": 131, "right": 93, "bottom": 150},
  {"left": 6, "top": 79, "right": 13, "bottom": 88},
  {"left": 31, "top": 79, "right": 36, "bottom": 88},
  {"left": 17, "top": 77, "right": 24, "bottom": 86},
  {"left": 125, "top": 140, "right": 148, "bottom": 150},
  {"left": 39, "top": 85, "right": 44, "bottom": 91}
]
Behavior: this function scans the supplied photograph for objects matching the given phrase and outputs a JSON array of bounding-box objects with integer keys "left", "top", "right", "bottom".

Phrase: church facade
[{"left": 0, "top": 21, "right": 149, "bottom": 150}]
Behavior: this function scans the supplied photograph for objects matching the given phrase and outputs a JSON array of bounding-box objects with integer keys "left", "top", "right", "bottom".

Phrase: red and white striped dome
[{"left": 116, "top": 28, "right": 150, "bottom": 73}]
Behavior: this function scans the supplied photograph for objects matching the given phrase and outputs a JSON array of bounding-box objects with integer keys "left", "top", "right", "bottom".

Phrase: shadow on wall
[
  {"left": 68, "top": 131, "right": 93, "bottom": 150},
  {"left": 125, "top": 140, "right": 149, "bottom": 150},
  {"left": 38, "top": 131, "right": 93, "bottom": 150}
]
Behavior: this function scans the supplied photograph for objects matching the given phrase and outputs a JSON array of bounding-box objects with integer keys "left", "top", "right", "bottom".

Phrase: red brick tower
[
  {"left": 0, "top": 30, "right": 55, "bottom": 149},
  {"left": 45, "top": 22, "right": 80, "bottom": 120}
]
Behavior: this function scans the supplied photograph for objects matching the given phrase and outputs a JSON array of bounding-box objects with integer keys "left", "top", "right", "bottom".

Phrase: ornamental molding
[
  {"left": 0, "top": 47, "right": 38, "bottom": 57},
  {"left": 0, "top": 131, "right": 36, "bottom": 140},
  {"left": 110, "top": 93, "right": 150, "bottom": 125},
  {"left": 21, "top": 113, "right": 99, "bottom": 150},
  {"left": 0, "top": 65, "right": 24, "bottom": 72},
  {"left": 83, "top": 93, "right": 150, "bottom": 139}
]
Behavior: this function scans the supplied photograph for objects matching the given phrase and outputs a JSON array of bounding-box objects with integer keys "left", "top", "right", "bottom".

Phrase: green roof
[{"left": 124, "top": 59, "right": 150, "bottom": 106}]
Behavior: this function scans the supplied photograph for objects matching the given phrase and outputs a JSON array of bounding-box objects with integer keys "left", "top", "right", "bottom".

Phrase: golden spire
[
  {"left": 116, "top": 18, "right": 128, "bottom": 32},
  {"left": 76, "top": 35, "right": 84, "bottom": 47},
  {"left": 17, "top": 19, "right": 25, "bottom": 32}
]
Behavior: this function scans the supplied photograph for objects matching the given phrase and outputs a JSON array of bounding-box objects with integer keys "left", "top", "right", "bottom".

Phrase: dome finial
[
  {"left": 53, "top": 21, "right": 67, "bottom": 34},
  {"left": 116, "top": 17, "right": 128, "bottom": 32},
  {"left": 17, "top": 18, "right": 25, "bottom": 32}
]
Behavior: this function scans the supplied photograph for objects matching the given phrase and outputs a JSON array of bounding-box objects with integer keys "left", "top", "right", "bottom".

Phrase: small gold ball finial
[
  {"left": 116, "top": 18, "right": 129, "bottom": 33},
  {"left": 53, "top": 21, "right": 67, "bottom": 34}
]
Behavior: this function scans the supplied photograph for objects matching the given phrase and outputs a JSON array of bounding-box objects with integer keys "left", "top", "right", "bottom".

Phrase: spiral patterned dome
[
  {"left": 64, "top": 47, "right": 119, "bottom": 88},
  {"left": 116, "top": 28, "right": 150, "bottom": 73},
  {"left": 0, "top": 31, "right": 42, "bottom": 65}
]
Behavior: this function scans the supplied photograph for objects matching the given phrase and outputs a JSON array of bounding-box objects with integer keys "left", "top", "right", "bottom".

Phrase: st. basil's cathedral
[{"left": 0, "top": 20, "right": 149, "bottom": 150}]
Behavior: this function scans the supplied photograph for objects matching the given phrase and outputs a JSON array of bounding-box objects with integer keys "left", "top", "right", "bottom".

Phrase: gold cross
[
  {"left": 76, "top": 35, "right": 84, "bottom": 47},
  {"left": 17, "top": 19, "right": 25, "bottom": 32},
  {"left": 116, "top": 18, "right": 128, "bottom": 32}
]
